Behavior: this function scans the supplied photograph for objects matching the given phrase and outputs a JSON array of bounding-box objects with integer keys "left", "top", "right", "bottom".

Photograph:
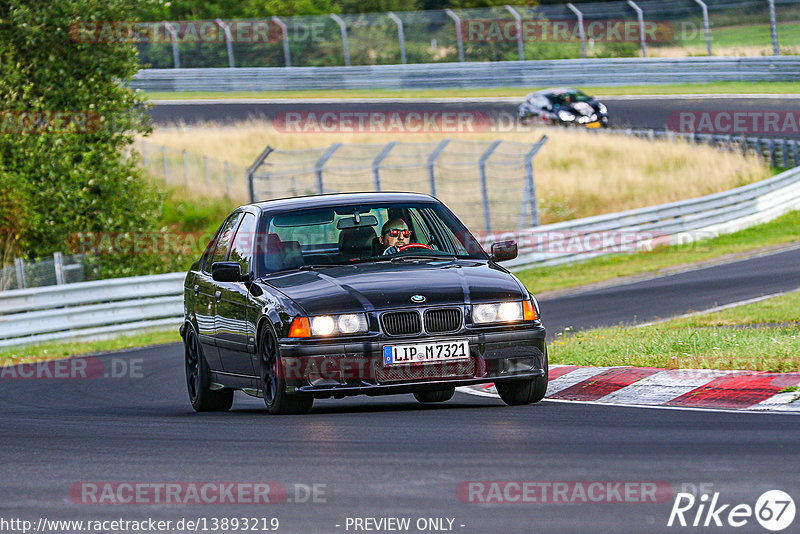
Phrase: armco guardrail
[
  {"left": 0, "top": 273, "right": 185, "bottom": 348},
  {"left": 2, "top": 166, "right": 799, "bottom": 348},
  {"left": 130, "top": 56, "right": 800, "bottom": 92},
  {"left": 503, "top": 165, "right": 800, "bottom": 269}
]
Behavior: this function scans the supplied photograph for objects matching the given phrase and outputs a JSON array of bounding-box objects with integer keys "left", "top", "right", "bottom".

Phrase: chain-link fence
[
  {"left": 134, "top": 0, "right": 800, "bottom": 69},
  {"left": 135, "top": 139, "right": 249, "bottom": 201},
  {"left": 1, "top": 253, "right": 88, "bottom": 291},
  {"left": 247, "top": 137, "right": 548, "bottom": 234}
]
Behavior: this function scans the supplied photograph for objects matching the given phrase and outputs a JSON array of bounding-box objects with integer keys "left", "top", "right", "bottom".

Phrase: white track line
[{"left": 637, "top": 289, "right": 799, "bottom": 327}]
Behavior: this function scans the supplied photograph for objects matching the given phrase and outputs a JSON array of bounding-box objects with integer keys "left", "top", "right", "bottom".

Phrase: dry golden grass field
[{"left": 141, "top": 121, "right": 769, "bottom": 227}]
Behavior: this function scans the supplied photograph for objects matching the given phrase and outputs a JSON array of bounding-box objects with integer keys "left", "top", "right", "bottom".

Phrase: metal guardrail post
[
  {"left": 427, "top": 139, "right": 450, "bottom": 197},
  {"left": 445, "top": 9, "right": 465, "bottom": 63},
  {"left": 53, "top": 252, "right": 65, "bottom": 285},
  {"left": 182, "top": 149, "right": 189, "bottom": 187},
  {"left": 479, "top": 140, "right": 503, "bottom": 233},
  {"left": 566, "top": 3, "right": 587, "bottom": 59},
  {"left": 372, "top": 142, "right": 397, "bottom": 192},
  {"left": 693, "top": 0, "right": 712, "bottom": 56},
  {"left": 246, "top": 146, "right": 275, "bottom": 202},
  {"left": 626, "top": 0, "right": 647, "bottom": 58},
  {"left": 504, "top": 5, "right": 525, "bottom": 61},
  {"left": 215, "top": 19, "right": 235, "bottom": 67},
  {"left": 224, "top": 161, "right": 232, "bottom": 199},
  {"left": 15, "top": 258, "right": 26, "bottom": 289},
  {"left": 315, "top": 143, "right": 342, "bottom": 194},
  {"left": 521, "top": 135, "right": 548, "bottom": 228},
  {"left": 272, "top": 17, "right": 291, "bottom": 67},
  {"left": 162, "top": 145, "right": 169, "bottom": 180},
  {"left": 768, "top": 138, "right": 777, "bottom": 167},
  {"left": 768, "top": 0, "right": 779, "bottom": 55},
  {"left": 330, "top": 14, "right": 351, "bottom": 67},
  {"left": 162, "top": 22, "right": 180, "bottom": 68},
  {"left": 387, "top": 12, "right": 406, "bottom": 65},
  {"left": 793, "top": 140, "right": 800, "bottom": 168}
]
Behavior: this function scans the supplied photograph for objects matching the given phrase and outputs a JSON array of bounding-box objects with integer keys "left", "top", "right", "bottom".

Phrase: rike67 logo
[{"left": 668, "top": 490, "right": 795, "bottom": 531}]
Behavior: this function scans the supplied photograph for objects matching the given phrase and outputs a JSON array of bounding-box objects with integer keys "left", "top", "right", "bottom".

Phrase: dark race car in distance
[
  {"left": 518, "top": 88, "right": 609, "bottom": 128},
  {"left": 181, "top": 192, "right": 548, "bottom": 414}
]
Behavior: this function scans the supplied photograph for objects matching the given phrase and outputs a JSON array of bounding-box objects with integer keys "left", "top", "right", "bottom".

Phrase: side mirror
[
  {"left": 490, "top": 241, "right": 518, "bottom": 262},
  {"left": 212, "top": 261, "right": 245, "bottom": 282}
]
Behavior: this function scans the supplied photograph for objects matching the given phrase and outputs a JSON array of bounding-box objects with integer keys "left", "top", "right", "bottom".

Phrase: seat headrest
[{"left": 338, "top": 226, "right": 377, "bottom": 253}]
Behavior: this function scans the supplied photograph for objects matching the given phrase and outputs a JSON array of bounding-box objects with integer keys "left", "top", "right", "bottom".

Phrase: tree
[{"left": 0, "top": 0, "right": 160, "bottom": 268}]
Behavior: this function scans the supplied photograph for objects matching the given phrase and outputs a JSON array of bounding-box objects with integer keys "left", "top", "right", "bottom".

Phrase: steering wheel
[{"left": 398, "top": 243, "right": 433, "bottom": 251}]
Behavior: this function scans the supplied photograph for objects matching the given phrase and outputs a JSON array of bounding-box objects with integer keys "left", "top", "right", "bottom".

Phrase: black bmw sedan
[
  {"left": 181, "top": 192, "right": 547, "bottom": 414},
  {"left": 519, "top": 87, "right": 609, "bottom": 128}
]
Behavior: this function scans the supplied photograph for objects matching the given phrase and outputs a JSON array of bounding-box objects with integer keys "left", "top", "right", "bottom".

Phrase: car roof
[{"left": 252, "top": 192, "right": 438, "bottom": 213}]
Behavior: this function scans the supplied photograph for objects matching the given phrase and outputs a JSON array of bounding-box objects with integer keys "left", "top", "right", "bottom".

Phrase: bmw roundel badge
[{"left": 411, "top": 295, "right": 426, "bottom": 303}]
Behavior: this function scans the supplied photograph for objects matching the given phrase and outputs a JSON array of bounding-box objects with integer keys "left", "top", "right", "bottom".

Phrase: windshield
[
  {"left": 551, "top": 91, "right": 591, "bottom": 105},
  {"left": 255, "top": 202, "right": 487, "bottom": 275}
]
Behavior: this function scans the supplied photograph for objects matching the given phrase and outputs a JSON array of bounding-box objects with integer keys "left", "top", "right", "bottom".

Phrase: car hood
[
  {"left": 260, "top": 260, "right": 526, "bottom": 315},
  {"left": 564, "top": 101, "right": 602, "bottom": 117}
]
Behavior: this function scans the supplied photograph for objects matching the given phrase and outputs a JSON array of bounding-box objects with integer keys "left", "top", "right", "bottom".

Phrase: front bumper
[{"left": 277, "top": 325, "right": 546, "bottom": 398}]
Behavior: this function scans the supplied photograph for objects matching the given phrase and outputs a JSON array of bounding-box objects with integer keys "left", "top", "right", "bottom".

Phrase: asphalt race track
[
  {"left": 2, "top": 96, "right": 799, "bottom": 534},
  {"left": 2, "top": 248, "right": 800, "bottom": 533},
  {"left": 149, "top": 96, "right": 800, "bottom": 139}
]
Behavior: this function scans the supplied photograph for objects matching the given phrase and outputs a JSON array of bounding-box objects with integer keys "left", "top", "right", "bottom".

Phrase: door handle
[
  {"left": 215, "top": 290, "right": 222, "bottom": 302},
  {"left": 193, "top": 284, "right": 199, "bottom": 296}
]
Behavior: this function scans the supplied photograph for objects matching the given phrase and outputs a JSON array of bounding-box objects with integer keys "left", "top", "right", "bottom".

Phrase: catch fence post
[
  {"left": 693, "top": 0, "right": 712, "bottom": 56},
  {"left": 246, "top": 146, "right": 276, "bottom": 202},
  {"left": 388, "top": 12, "right": 407, "bottom": 64},
  {"left": 315, "top": 144, "right": 342, "bottom": 194},
  {"left": 330, "top": 14, "right": 351, "bottom": 67},
  {"left": 53, "top": 252, "right": 65, "bottom": 285},
  {"left": 445, "top": 9, "right": 465, "bottom": 62},
  {"left": 504, "top": 5, "right": 525, "bottom": 61},
  {"left": 626, "top": 0, "right": 647, "bottom": 58},
  {"left": 479, "top": 140, "right": 503, "bottom": 233},
  {"left": 566, "top": 3, "right": 587, "bottom": 58},
  {"left": 427, "top": 139, "right": 451, "bottom": 197},
  {"left": 163, "top": 22, "right": 180, "bottom": 68},
  {"left": 768, "top": 0, "right": 779, "bottom": 55},
  {"left": 15, "top": 258, "right": 26, "bottom": 289},
  {"left": 272, "top": 17, "right": 291, "bottom": 67},
  {"left": 521, "top": 135, "right": 548, "bottom": 228},
  {"left": 372, "top": 142, "right": 397, "bottom": 192},
  {"left": 215, "top": 19, "right": 235, "bottom": 67}
]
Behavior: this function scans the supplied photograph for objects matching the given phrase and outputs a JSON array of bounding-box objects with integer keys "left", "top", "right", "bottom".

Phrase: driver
[{"left": 379, "top": 218, "right": 411, "bottom": 255}]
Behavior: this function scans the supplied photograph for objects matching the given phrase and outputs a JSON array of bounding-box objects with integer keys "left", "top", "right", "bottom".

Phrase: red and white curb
[{"left": 458, "top": 365, "right": 800, "bottom": 412}]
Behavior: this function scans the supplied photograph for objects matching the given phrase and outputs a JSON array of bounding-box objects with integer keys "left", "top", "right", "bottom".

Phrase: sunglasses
[{"left": 385, "top": 229, "right": 411, "bottom": 238}]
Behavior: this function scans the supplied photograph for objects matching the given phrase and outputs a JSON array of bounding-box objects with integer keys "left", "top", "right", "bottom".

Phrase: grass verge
[
  {"left": 549, "top": 291, "right": 800, "bottom": 372},
  {"left": 142, "top": 81, "right": 800, "bottom": 101},
  {"left": 0, "top": 328, "right": 181, "bottom": 366},
  {"left": 518, "top": 210, "right": 800, "bottom": 295}
]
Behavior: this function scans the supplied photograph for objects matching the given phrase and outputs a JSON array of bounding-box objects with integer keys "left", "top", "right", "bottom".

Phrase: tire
[
  {"left": 184, "top": 328, "right": 233, "bottom": 412},
  {"left": 259, "top": 325, "right": 313, "bottom": 415},
  {"left": 414, "top": 388, "right": 455, "bottom": 404},
  {"left": 496, "top": 351, "right": 549, "bottom": 406}
]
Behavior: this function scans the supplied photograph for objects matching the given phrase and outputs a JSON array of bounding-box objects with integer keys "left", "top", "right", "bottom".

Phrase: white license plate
[{"left": 383, "top": 340, "right": 470, "bottom": 366}]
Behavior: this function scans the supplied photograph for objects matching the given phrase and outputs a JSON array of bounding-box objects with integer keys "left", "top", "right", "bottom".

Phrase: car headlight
[
  {"left": 472, "top": 302, "right": 529, "bottom": 324},
  {"left": 598, "top": 103, "right": 608, "bottom": 114},
  {"left": 309, "top": 314, "right": 368, "bottom": 336},
  {"left": 558, "top": 110, "right": 576, "bottom": 121}
]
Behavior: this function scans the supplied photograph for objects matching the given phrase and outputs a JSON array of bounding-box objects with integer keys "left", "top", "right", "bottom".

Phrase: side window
[
  {"left": 229, "top": 212, "right": 256, "bottom": 274},
  {"left": 208, "top": 212, "right": 243, "bottom": 268}
]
